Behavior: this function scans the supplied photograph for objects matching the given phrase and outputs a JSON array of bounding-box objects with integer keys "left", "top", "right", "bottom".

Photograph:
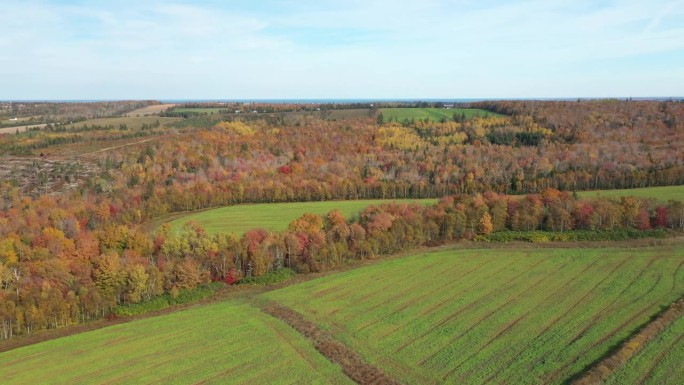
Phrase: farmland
[
  {"left": 604, "top": 309, "right": 684, "bottom": 385},
  {"left": 125, "top": 103, "right": 177, "bottom": 117},
  {"left": 0, "top": 300, "right": 352, "bottom": 385},
  {"left": 2, "top": 243, "right": 682, "bottom": 384},
  {"left": 171, "top": 107, "right": 226, "bottom": 115},
  {"left": 577, "top": 185, "right": 684, "bottom": 202},
  {"left": 266, "top": 244, "right": 684, "bottom": 385},
  {"left": 166, "top": 198, "right": 437, "bottom": 234},
  {"left": 380, "top": 108, "right": 502, "bottom": 122}
]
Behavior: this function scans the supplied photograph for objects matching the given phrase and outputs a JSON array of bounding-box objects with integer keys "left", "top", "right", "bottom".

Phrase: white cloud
[{"left": 0, "top": 0, "right": 682, "bottom": 99}]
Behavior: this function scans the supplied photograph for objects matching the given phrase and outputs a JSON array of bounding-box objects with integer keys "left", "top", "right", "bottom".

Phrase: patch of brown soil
[{"left": 124, "top": 104, "right": 176, "bottom": 117}]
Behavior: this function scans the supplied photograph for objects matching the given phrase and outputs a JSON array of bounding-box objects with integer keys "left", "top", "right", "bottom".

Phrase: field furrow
[
  {"left": 266, "top": 245, "right": 684, "bottom": 385},
  {"left": 0, "top": 301, "right": 353, "bottom": 385}
]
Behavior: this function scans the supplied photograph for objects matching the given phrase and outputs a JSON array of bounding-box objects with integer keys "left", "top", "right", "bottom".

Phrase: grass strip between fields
[
  {"left": 262, "top": 302, "right": 401, "bottom": 385},
  {"left": 571, "top": 297, "right": 684, "bottom": 385}
]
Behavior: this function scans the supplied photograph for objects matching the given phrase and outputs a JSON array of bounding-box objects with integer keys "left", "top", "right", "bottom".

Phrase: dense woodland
[{"left": 0, "top": 99, "right": 683, "bottom": 340}]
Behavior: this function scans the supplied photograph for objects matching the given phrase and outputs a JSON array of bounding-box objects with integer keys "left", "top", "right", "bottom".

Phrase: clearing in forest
[{"left": 380, "top": 108, "right": 502, "bottom": 122}]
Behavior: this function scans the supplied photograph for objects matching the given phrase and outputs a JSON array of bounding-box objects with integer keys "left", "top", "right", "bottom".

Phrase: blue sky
[{"left": 1, "top": 0, "right": 683, "bottom": 99}]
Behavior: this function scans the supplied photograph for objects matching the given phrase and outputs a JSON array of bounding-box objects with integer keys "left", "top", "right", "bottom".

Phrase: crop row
[{"left": 266, "top": 245, "right": 684, "bottom": 385}]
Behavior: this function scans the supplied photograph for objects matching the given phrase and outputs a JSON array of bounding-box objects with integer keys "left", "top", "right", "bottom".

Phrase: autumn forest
[{"left": 0, "top": 98, "right": 682, "bottom": 385}]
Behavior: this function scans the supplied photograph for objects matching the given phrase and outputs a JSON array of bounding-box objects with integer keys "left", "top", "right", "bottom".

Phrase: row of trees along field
[
  {"left": 0, "top": 99, "right": 683, "bottom": 339},
  {"left": 1, "top": 186, "right": 683, "bottom": 340}
]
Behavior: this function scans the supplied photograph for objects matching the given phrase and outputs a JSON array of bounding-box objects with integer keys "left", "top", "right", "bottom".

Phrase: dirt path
[
  {"left": 77, "top": 137, "right": 161, "bottom": 157},
  {"left": 262, "top": 303, "right": 402, "bottom": 385}
]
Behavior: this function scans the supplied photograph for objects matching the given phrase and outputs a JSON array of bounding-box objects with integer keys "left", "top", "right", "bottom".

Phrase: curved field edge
[
  {"left": 155, "top": 185, "right": 683, "bottom": 235},
  {"left": 264, "top": 245, "right": 684, "bottom": 385},
  {"left": 165, "top": 198, "right": 437, "bottom": 235},
  {"left": 0, "top": 301, "right": 353, "bottom": 385}
]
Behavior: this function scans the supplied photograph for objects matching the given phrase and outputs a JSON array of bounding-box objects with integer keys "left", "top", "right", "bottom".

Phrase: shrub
[
  {"left": 113, "top": 282, "right": 226, "bottom": 317},
  {"left": 481, "top": 229, "right": 668, "bottom": 243},
  {"left": 239, "top": 268, "right": 296, "bottom": 285}
]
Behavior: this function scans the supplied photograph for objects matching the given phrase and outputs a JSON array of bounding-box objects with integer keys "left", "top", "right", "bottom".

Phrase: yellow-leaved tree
[
  {"left": 214, "top": 121, "right": 256, "bottom": 136},
  {"left": 479, "top": 212, "right": 494, "bottom": 235}
]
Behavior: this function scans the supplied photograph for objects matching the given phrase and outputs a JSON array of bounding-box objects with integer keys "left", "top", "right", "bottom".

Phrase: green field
[
  {"left": 380, "top": 108, "right": 502, "bottom": 122},
  {"left": 168, "top": 199, "right": 437, "bottom": 235},
  {"left": 577, "top": 185, "right": 684, "bottom": 202},
  {"left": 171, "top": 107, "right": 226, "bottom": 115},
  {"left": 1, "top": 243, "right": 683, "bottom": 384},
  {"left": 162, "top": 186, "right": 684, "bottom": 235},
  {"left": 0, "top": 301, "right": 352, "bottom": 385},
  {"left": 604, "top": 310, "right": 684, "bottom": 385},
  {"left": 266, "top": 245, "right": 684, "bottom": 385}
]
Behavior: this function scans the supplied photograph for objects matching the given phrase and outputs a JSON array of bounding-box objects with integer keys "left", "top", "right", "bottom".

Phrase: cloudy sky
[{"left": 1, "top": 0, "right": 683, "bottom": 99}]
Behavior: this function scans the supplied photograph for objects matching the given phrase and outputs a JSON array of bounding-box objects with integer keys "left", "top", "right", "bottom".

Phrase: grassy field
[
  {"left": 266, "top": 244, "right": 684, "bottom": 385},
  {"left": 381, "top": 108, "right": 502, "bottom": 122},
  {"left": 162, "top": 184, "right": 684, "bottom": 236},
  {"left": 0, "top": 300, "right": 352, "bottom": 385},
  {"left": 1, "top": 243, "right": 683, "bottom": 384},
  {"left": 167, "top": 199, "right": 437, "bottom": 235},
  {"left": 604, "top": 310, "right": 684, "bottom": 385},
  {"left": 577, "top": 185, "right": 684, "bottom": 202},
  {"left": 172, "top": 107, "right": 226, "bottom": 115}
]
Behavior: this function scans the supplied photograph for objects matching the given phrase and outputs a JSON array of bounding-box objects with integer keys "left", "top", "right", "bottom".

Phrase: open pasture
[
  {"left": 266, "top": 244, "right": 684, "bottom": 385},
  {"left": 0, "top": 301, "right": 352, "bottom": 385},
  {"left": 167, "top": 198, "right": 437, "bottom": 235},
  {"left": 380, "top": 108, "right": 502, "bottom": 122}
]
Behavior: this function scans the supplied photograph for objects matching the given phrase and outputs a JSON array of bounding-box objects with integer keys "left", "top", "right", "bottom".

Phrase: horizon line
[{"left": 2, "top": 96, "right": 684, "bottom": 103}]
